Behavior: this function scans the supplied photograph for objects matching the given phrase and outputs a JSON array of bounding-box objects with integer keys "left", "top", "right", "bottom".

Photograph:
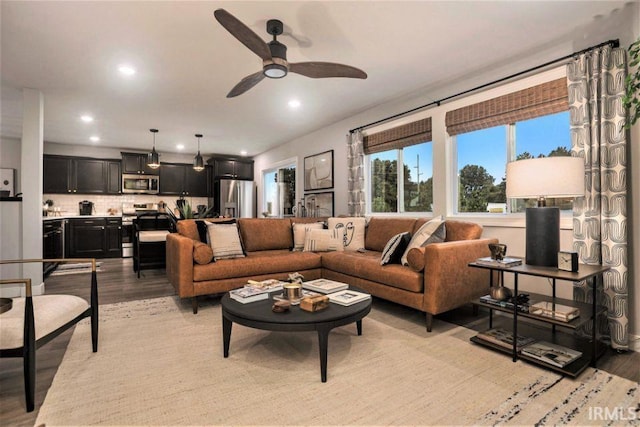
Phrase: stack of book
[
  {"left": 327, "top": 289, "right": 371, "bottom": 306},
  {"left": 475, "top": 328, "right": 536, "bottom": 350},
  {"left": 529, "top": 301, "right": 580, "bottom": 322},
  {"left": 475, "top": 257, "right": 522, "bottom": 267},
  {"left": 521, "top": 341, "right": 582, "bottom": 368},
  {"left": 302, "top": 279, "right": 349, "bottom": 294},
  {"left": 479, "top": 294, "right": 531, "bottom": 313},
  {"left": 246, "top": 279, "right": 286, "bottom": 293},
  {"left": 229, "top": 287, "right": 270, "bottom": 304}
]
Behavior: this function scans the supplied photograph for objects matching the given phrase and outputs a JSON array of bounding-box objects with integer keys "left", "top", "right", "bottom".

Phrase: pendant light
[
  {"left": 193, "top": 133, "right": 205, "bottom": 172},
  {"left": 147, "top": 128, "right": 160, "bottom": 169}
]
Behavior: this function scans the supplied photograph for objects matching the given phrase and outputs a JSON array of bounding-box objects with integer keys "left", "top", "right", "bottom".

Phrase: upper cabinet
[
  {"left": 159, "top": 163, "right": 209, "bottom": 197},
  {"left": 209, "top": 156, "right": 253, "bottom": 180},
  {"left": 121, "top": 152, "right": 157, "bottom": 175},
  {"left": 44, "top": 155, "right": 121, "bottom": 194}
]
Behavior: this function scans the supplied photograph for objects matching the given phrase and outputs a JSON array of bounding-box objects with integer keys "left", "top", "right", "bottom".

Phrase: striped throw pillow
[
  {"left": 292, "top": 222, "right": 325, "bottom": 251},
  {"left": 303, "top": 229, "right": 344, "bottom": 252},
  {"left": 207, "top": 223, "right": 245, "bottom": 260}
]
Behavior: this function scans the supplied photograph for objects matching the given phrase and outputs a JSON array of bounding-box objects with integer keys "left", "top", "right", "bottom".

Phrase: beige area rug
[
  {"left": 36, "top": 297, "right": 638, "bottom": 426},
  {"left": 49, "top": 262, "right": 103, "bottom": 276}
]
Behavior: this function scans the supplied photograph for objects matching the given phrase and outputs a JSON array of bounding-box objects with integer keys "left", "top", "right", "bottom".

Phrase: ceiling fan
[{"left": 214, "top": 9, "right": 368, "bottom": 98}]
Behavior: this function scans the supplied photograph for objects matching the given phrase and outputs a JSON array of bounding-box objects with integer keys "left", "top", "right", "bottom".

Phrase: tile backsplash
[{"left": 43, "top": 194, "right": 209, "bottom": 216}]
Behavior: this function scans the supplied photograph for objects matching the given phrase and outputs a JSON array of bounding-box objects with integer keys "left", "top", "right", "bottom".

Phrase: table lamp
[{"left": 506, "top": 156, "right": 584, "bottom": 267}]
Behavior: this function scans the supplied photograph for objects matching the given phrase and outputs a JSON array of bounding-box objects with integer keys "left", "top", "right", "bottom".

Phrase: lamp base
[{"left": 525, "top": 207, "right": 559, "bottom": 267}]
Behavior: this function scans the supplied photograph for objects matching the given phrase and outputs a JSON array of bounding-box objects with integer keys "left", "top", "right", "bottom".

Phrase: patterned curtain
[
  {"left": 566, "top": 45, "right": 628, "bottom": 350},
  {"left": 347, "top": 130, "right": 365, "bottom": 216}
]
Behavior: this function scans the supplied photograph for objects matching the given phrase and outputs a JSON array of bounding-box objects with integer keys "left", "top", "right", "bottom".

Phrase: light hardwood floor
[{"left": 1, "top": 258, "right": 638, "bottom": 426}]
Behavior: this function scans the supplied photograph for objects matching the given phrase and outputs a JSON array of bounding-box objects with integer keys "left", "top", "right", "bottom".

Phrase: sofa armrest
[
  {"left": 166, "top": 233, "right": 195, "bottom": 298},
  {"left": 422, "top": 237, "right": 498, "bottom": 315}
]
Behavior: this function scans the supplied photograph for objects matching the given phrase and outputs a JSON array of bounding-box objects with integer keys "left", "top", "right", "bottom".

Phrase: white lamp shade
[{"left": 506, "top": 156, "right": 584, "bottom": 199}]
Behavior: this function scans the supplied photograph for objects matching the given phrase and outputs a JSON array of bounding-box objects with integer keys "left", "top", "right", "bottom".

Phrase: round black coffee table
[{"left": 221, "top": 290, "right": 372, "bottom": 382}]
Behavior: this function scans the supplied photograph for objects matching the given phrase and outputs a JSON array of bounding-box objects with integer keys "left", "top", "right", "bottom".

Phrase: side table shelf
[{"left": 468, "top": 260, "right": 610, "bottom": 378}]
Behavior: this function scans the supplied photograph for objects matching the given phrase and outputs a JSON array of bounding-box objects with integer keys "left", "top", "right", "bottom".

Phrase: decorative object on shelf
[
  {"left": 327, "top": 289, "right": 371, "bottom": 306},
  {"left": 475, "top": 328, "right": 536, "bottom": 351},
  {"left": 300, "top": 294, "right": 330, "bottom": 312},
  {"left": 489, "top": 285, "right": 513, "bottom": 302},
  {"left": 147, "top": 129, "right": 160, "bottom": 169},
  {"left": 213, "top": 9, "right": 367, "bottom": 97},
  {"left": 624, "top": 35, "right": 640, "bottom": 127},
  {"left": 282, "top": 283, "right": 302, "bottom": 300},
  {"left": 529, "top": 301, "right": 580, "bottom": 322},
  {"left": 506, "top": 156, "right": 584, "bottom": 267},
  {"left": 557, "top": 251, "right": 579, "bottom": 272},
  {"left": 193, "top": 134, "right": 205, "bottom": 172},
  {"left": 521, "top": 341, "right": 582, "bottom": 368},
  {"left": 304, "top": 150, "right": 334, "bottom": 191},
  {"left": 287, "top": 272, "right": 304, "bottom": 284},
  {"left": 303, "top": 191, "right": 334, "bottom": 217},
  {"left": 488, "top": 243, "right": 507, "bottom": 260},
  {"left": 475, "top": 256, "right": 522, "bottom": 268}
]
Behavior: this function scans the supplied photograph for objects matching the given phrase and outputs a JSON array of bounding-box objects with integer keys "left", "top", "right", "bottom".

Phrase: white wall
[
  {"left": 0, "top": 137, "right": 21, "bottom": 193},
  {"left": 254, "top": 7, "right": 640, "bottom": 348}
]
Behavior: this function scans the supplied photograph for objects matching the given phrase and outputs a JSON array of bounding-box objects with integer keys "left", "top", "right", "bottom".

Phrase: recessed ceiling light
[
  {"left": 176, "top": 144, "right": 185, "bottom": 150},
  {"left": 90, "top": 136, "right": 100, "bottom": 142},
  {"left": 288, "top": 99, "right": 301, "bottom": 109},
  {"left": 240, "top": 150, "right": 248, "bottom": 156},
  {"left": 80, "top": 115, "right": 94, "bottom": 123},
  {"left": 118, "top": 65, "right": 136, "bottom": 76}
]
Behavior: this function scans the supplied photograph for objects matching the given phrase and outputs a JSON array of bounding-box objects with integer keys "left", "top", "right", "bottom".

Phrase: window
[
  {"left": 369, "top": 141, "right": 433, "bottom": 213},
  {"left": 454, "top": 111, "right": 571, "bottom": 213}
]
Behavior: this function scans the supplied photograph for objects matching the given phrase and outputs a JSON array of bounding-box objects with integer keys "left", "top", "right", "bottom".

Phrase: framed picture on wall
[
  {"left": 303, "top": 192, "right": 334, "bottom": 218},
  {"left": 304, "top": 150, "right": 334, "bottom": 191}
]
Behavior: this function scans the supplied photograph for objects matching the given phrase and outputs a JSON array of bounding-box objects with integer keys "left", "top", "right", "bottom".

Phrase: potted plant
[{"left": 624, "top": 36, "right": 640, "bottom": 127}]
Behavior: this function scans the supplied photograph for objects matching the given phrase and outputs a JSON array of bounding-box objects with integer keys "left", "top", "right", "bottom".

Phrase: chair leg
[
  {"left": 24, "top": 297, "right": 36, "bottom": 412},
  {"left": 472, "top": 304, "right": 479, "bottom": 316},
  {"left": 425, "top": 313, "right": 433, "bottom": 332},
  {"left": 91, "top": 270, "right": 99, "bottom": 352},
  {"left": 192, "top": 297, "right": 198, "bottom": 314}
]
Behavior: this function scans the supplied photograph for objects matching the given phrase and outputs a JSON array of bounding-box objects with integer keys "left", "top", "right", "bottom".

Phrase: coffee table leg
[
  {"left": 356, "top": 319, "right": 363, "bottom": 336},
  {"left": 317, "top": 328, "right": 329, "bottom": 382},
  {"left": 222, "top": 314, "right": 232, "bottom": 358}
]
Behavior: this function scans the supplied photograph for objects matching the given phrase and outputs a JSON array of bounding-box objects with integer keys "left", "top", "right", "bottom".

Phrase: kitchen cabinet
[
  {"left": 68, "top": 217, "right": 122, "bottom": 258},
  {"left": 121, "top": 152, "right": 157, "bottom": 175},
  {"left": 159, "top": 163, "right": 209, "bottom": 197},
  {"left": 209, "top": 156, "right": 253, "bottom": 180},
  {"left": 43, "top": 155, "right": 121, "bottom": 194},
  {"left": 43, "top": 219, "right": 66, "bottom": 275}
]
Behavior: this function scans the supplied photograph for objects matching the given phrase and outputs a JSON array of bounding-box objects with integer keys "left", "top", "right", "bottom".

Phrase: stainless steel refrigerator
[{"left": 211, "top": 179, "right": 256, "bottom": 218}]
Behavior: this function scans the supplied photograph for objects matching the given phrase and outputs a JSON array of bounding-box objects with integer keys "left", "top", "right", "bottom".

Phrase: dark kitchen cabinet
[
  {"left": 209, "top": 156, "right": 253, "bottom": 180},
  {"left": 43, "top": 155, "right": 121, "bottom": 194},
  {"left": 68, "top": 217, "right": 122, "bottom": 258},
  {"left": 121, "top": 152, "right": 157, "bottom": 175},
  {"left": 106, "top": 160, "right": 122, "bottom": 194},
  {"left": 159, "top": 163, "right": 209, "bottom": 197},
  {"left": 43, "top": 219, "right": 66, "bottom": 275}
]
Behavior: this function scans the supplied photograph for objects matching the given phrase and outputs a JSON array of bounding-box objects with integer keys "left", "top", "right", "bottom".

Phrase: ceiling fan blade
[
  {"left": 227, "top": 71, "right": 266, "bottom": 98},
  {"left": 289, "top": 62, "right": 367, "bottom": 79},
  {"left": 214, "top": 9, "right": 271, "bottom": 61}
]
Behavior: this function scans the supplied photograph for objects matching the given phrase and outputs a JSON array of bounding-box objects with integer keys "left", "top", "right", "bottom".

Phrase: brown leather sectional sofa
[{"left": 166, "top": 217, "right": 497, "bottom": 331}]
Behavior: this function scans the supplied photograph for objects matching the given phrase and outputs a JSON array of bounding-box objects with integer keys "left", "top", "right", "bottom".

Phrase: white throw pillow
[
  {"left": 303, "top": 228, "right": 344, "bottom": 252},
  {"left": 207, "top": 223, "right": 245, "bottom": 260},
  {"left": 380, "top": 232, "right": 411, "bottom": 266},
  {"left": 400, "top": 216, "right": 446, "bottom": 266},
  {"left": 292, "top": 222, "right": 324, "bottom": 251},
  {"left": 327, "top": 217, "right": 366, "bottom": 252}
]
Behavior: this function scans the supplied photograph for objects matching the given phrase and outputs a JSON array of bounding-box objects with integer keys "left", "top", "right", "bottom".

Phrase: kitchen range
[{"left": 121, "top": 202, "right": 159, "bottom": 257}]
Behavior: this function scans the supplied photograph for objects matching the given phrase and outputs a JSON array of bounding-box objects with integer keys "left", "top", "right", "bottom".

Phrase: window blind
[
  {"left": 363, "top": 117, "right": 432, "bottom": 154},
  {"left": 445, "top": 78, "right": 568, "bottom": 136}
]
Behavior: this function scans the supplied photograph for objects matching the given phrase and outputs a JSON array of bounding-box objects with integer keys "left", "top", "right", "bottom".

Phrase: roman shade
[
  {"left": 445, "top": 78, "right": 568, "bottom": 136},
  {"left": 363, "top": 117, "right": 432, "bottom": 154}
]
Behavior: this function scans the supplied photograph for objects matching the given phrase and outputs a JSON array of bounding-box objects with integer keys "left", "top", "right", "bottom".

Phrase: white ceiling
[{"left": 0, "top": 1, "right": 634, "bottom": 158}]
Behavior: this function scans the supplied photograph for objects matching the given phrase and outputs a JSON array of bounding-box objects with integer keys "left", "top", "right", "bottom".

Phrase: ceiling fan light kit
[
  {"left": 147, "top": 128, "right": 160, "bottom": 169},
  {"left": 214, "top": 9, "right": 367, "bottom": 97}
]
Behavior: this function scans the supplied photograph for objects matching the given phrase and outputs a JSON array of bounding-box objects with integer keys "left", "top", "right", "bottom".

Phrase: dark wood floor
[{"left": 1, "top": 258, "right": 638, "bottom": 426}]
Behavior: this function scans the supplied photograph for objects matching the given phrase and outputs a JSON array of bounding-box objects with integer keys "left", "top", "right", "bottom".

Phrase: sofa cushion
[
  {"left": 193, "top": 251, "right": 322, "bottom": 281},
  {"left": 365, "top": 217, "right": 416, "bottom": 252},
  {"left": 238, "top": 218, "right": 293, "bottom": 252},
  {"left": 303, "top": 229, "right": 344, "bottom": 252},
  {"left": 406, "top": 247, "right": 426, "bottom": 272},
  {"left": 380, "top": 232, "right": 411, "bottom": 266},
  {"left": 176, "top": 220, "right": 200, "bottom": 241},
  {"left": 322, "top": 251, "right": 423, "bottom": 293},
  {"left": 292, "top": 222, "right": 324, "bottom": 251},
  {"left": 193, "top": 241, "right": 214, "bottom": 265},
  {"left": 208, "top": 223, "right": 245, "bottom": 260},
  {"left": 445, "top": 220, "right": 483, "bottom": 241},
  {"left": 401, "top": 216, "right": 446, "bottom": 265},
  {"left": 328, "top": 217, "right": 366, "bottom": 251}
]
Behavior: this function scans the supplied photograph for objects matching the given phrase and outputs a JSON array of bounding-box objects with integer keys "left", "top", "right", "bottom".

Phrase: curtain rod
[{"left": 349, "top": 38, "right": 620, "bottom": 134}]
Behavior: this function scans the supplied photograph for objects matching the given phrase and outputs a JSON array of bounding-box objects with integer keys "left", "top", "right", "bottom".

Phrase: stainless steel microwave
[{"left": 122, "top": 174, "right": 159, "bottom": 194}]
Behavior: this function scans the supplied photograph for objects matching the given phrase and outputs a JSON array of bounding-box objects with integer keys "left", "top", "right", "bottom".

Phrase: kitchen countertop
[{"left": 43, "top": 214, "right": 122, "bottom": 221}]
